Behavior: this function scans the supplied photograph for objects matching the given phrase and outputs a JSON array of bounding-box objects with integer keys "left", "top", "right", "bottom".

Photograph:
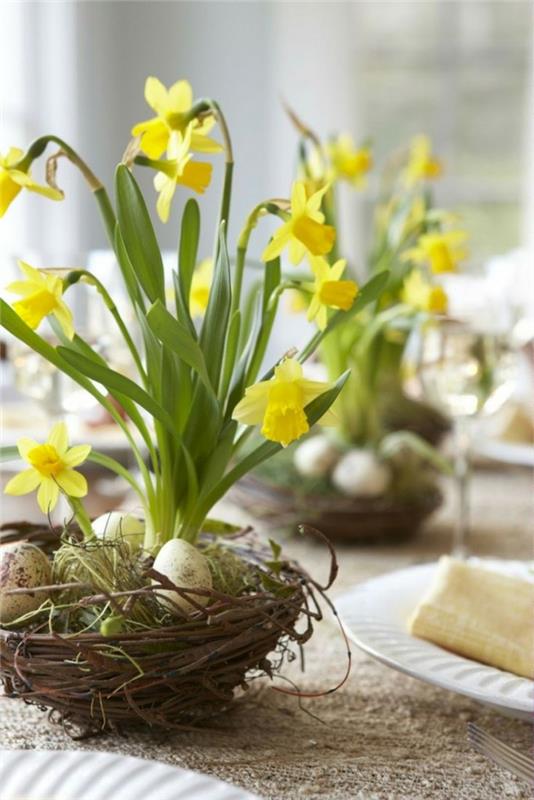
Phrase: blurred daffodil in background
[
  {"left": 4, "top": 422, "right": 90, "bottom": 513},
  {"left": 401, "top": 269, "right": 448, "bottom": 314},
  {"left": 403, "top": 134, "right": 443, "bottom": 188},
  {"left": 402, "top": 230, "right": 468, "bottom": 273},
  {"left": 232, "top": 357, "right": 336, "bottom": 447},
  {"left": 189, "top": 258, "right": 213, "bottom": 317},
  {"left": 6, "top": 261, "right": 74, "bottom": 338},
  {"left": 132, "top": 77, "right": 222, "bottom": 159},
  {"left": 0, "top": 147, "right": 63, "bottom": 217},
  {"left": 305, "top": 256, "right": 358, "bottom": 330},
  {"left": 262, "top": 181, "right": 335, "bottom": 265},
  {"left": 327, "top": 135, "right": 372, "bottom": 188}
]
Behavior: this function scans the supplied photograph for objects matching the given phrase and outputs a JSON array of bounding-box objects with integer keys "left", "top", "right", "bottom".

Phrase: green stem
[
  {"left": 233, "top": 201, "right": 285, "bottom": 315},
  {"left": 94, "top": 187, "right": 117, "bottom": 246},
  {"left": 67, "top": 496, "right": 94, "bottom": 539},
  {"left": 64, "top": 269, "right": 147, "bottom": 385}
]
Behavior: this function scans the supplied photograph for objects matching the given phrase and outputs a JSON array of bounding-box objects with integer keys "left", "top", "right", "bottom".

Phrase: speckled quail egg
[
  {"left": 0, "top": 542, "right": 52, "bottom": 624},
  {"left": 152, "top": 539, "right": 212, "bottom": 614}
]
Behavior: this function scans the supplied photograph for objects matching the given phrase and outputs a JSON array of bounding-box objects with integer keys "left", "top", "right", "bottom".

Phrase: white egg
[
  {"left": 332, "top": 449, "right": 390, "bottom": 498},
  {"left": 92, "top": 512, "right": 145, "bottom": 548},
  {"left": 0, "top": 542, "right": 52, "bottom": 624},
  {"left": 293, "top": 435, "right": 341, "bottom": 478},
  {"left": 152, "top": 539, "right": 212, "bottom": 614}
]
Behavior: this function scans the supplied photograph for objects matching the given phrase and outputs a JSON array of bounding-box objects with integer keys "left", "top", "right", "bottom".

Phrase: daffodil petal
[
  {"left": 300, "top": 378, "right": 333, "bottom": 405},
  {"left": 56, "top": 468, "right": 87, "bottom": 497},
  {"left": 53, "top": 301, "right": 75, "bottom": 340},
  {"left": 4, "top": 468, "right": 41, "bottom": 496},
  {"left": 232, "top": 382, "right": 271, "bottom": 425},
  {"left": 17, "top": 437, "right": 40, "bottom": 460},
  {"left": 135, "top": 118, "right": 170, "bottom": 159},
  {"left": 37, "top": 479, "right": 59, "bottom": 513},
  {"left": 261, "top": 225, "right": 291, "bottom": 262},
  {"left": 18, "top": 261, "right": 44, "bottom": 283},
  {"left": 25, "top": 182, "right": 63, "bottom": 201},
  {"left": 5, "top": 280, "right": 40, "bottom": 297},
  {"left": 144, "top": 76, "right": 169, "bottom": 115},
  {"left": 47, "top": 422, "right": 69, "bottom": 455},
  {"left": 168, "top": 79, "right": 193, "bottom": 113},
  {"left": 288, "top": 237, "right": 306, "bottom": 265},
  {"left": 290, "top": 181, "right": 307, "bottom": 215},
  {"left": 156, "top": 176, "right": 176, "bottom": 223},
  {"left": 190, "top": 130, "right": 222, "bottom": 154},
  {"left": 176, "top": 161, "right": 212, "bottom": 194},
  {"left": 5, "top": 147, "right": 24, "bottom": 166},
  {"left": 0, "top": 172, "right": 23, "bottom": 216},
  {"left": 62, "top": 444, "right": 91, "bottom": 468}
]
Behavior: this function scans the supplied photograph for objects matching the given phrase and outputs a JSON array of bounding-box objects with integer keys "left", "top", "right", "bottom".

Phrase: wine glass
[{"left": 404, "top": 317, "right": 518, "bottom": 557}]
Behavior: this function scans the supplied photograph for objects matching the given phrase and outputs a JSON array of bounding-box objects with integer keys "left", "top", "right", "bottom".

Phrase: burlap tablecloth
[{"left": 1, "top": 466, "right": 532, "bottom": 799}]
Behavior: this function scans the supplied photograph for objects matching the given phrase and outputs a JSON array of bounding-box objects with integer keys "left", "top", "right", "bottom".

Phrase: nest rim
[{"left": 232, "top": 474, "right": 443, "bottom": 543}]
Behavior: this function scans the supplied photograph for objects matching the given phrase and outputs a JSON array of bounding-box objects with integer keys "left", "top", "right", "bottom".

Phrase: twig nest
[
  {"left": 92, "top": 511, "right": 145, "bottom": 548},
  {"left": 293, "top": 434, "right": 341, "bottom": 478},
  {"left": 0, "top": 542, "right": 51, "bottom": 624},
  {"left": 152, "top": 539, "right": 213, "bottom": 614},
  {"left": 332, "top": 449, "right": 390, "bottom": 498}
]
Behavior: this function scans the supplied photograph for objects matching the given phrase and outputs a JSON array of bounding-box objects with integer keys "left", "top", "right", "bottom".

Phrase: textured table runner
[{"left": 1, "top": 466, "right": 532, "bottom": 800}]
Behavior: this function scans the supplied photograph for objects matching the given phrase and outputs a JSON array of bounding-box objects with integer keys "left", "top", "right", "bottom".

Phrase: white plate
[
  {"left": 473, "top": 437, "right": 534, "bottom": 468},
  {"left": 337, "top": 561, "right": 534, "bottom": 721},
  {"left": 0, "top": 749, "right": 261, "bottom": 800}
]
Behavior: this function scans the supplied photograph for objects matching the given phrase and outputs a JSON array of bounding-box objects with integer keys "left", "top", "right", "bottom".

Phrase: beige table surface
[{"left": 1, "top": 466, "right": 533, "bottom": 800}]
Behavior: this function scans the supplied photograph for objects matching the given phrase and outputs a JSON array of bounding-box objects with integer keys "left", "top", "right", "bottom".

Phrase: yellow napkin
[{"left": 408, "top": 556, "right": 534, "bottom": 679}]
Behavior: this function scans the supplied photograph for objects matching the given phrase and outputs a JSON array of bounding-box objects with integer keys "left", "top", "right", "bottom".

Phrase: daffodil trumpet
[{"left": 1, "top": 74, "right": 391, "bottom": 549}]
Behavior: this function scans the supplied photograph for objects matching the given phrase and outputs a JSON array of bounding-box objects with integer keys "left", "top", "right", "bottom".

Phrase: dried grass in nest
[{"left": 0, "top": 521, "right": 341, "bottom": 737}]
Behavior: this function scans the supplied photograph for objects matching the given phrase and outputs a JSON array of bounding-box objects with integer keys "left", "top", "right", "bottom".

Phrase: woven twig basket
[
  {"left": 0, "top": 522, "right": 328, "bottom": 736},
  {"left": 231, "top": 476, "right": 442, "bottom": 543}
]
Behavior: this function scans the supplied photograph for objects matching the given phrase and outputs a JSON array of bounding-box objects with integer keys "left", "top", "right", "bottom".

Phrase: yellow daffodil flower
[
  {"left": 328, "top": 135, "right": 372, "bottom": 188},
  {"left": 262, "top": 181, "right": 335, "bottom": 266},
  {"left": 402, "top": 230, "right": 468, "bottom": 274},
  {"left": 303, "top": 256, "right": 358, "bottom": 330},
  {"left": 132, "top": 76, "right": 221, "bottom": 159},
  {"left": 6, "top": 261, "right": 75, "bottom": 339},
  {"left": 232, "top": 357, "right": 335, "bottom": 447},
  {"left": 0, "top": 148, "right": 63, "bottom": 218},
  {"left": 401, "top": 270, "right": 448, "bottom": 314},
  {"left": 189, "top": 258, "right": 213, "bottom": 317},
  {"left": 154, "top": 128, "right": 212, "bottom": 222},
  {"left": 4, "top": 422, "right": 91, "bottom": 513},
  {"left": 403, "top": 135, "right": 443, "bottom": 187}
]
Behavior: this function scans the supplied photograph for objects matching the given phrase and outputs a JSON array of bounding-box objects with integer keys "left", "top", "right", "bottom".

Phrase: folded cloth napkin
[{"left": 408, "top": 556, "right": 534, "bottom": 679}]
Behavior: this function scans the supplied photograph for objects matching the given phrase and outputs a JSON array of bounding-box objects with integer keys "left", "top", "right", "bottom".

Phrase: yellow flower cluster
[{"left": 132, "top": 77, "right": 221, "bottom": 222}]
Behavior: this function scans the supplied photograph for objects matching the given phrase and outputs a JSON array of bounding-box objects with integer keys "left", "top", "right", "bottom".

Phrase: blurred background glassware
[{"left": 404, "top": 315, "right": 518, "bottom": 557}]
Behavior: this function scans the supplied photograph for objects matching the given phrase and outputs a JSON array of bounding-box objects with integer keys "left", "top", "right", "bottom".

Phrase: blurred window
[{"left": 354, "top": 1, "right": 532, "bottom": 261}]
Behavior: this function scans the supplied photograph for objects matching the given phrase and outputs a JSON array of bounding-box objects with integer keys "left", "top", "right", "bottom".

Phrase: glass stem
[{"left": 452, "top": 416, "right": 471, "bottom": 558}]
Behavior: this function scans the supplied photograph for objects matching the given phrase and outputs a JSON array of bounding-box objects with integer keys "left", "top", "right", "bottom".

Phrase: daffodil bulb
[
  {"left": 293, "top": 434, "right": 341, "bottom": 478},
  {"left": 92, "top": 511, "right": 145, "bottom": 548},
  {"left": 152, "top": 539, "right": 212, "bottom": 614},
  {"left": 332, "top": 449, "right": 390, "bottom": 498},
  {"left": 0, "top": 542, "right": 51, "bottom": 623}
]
